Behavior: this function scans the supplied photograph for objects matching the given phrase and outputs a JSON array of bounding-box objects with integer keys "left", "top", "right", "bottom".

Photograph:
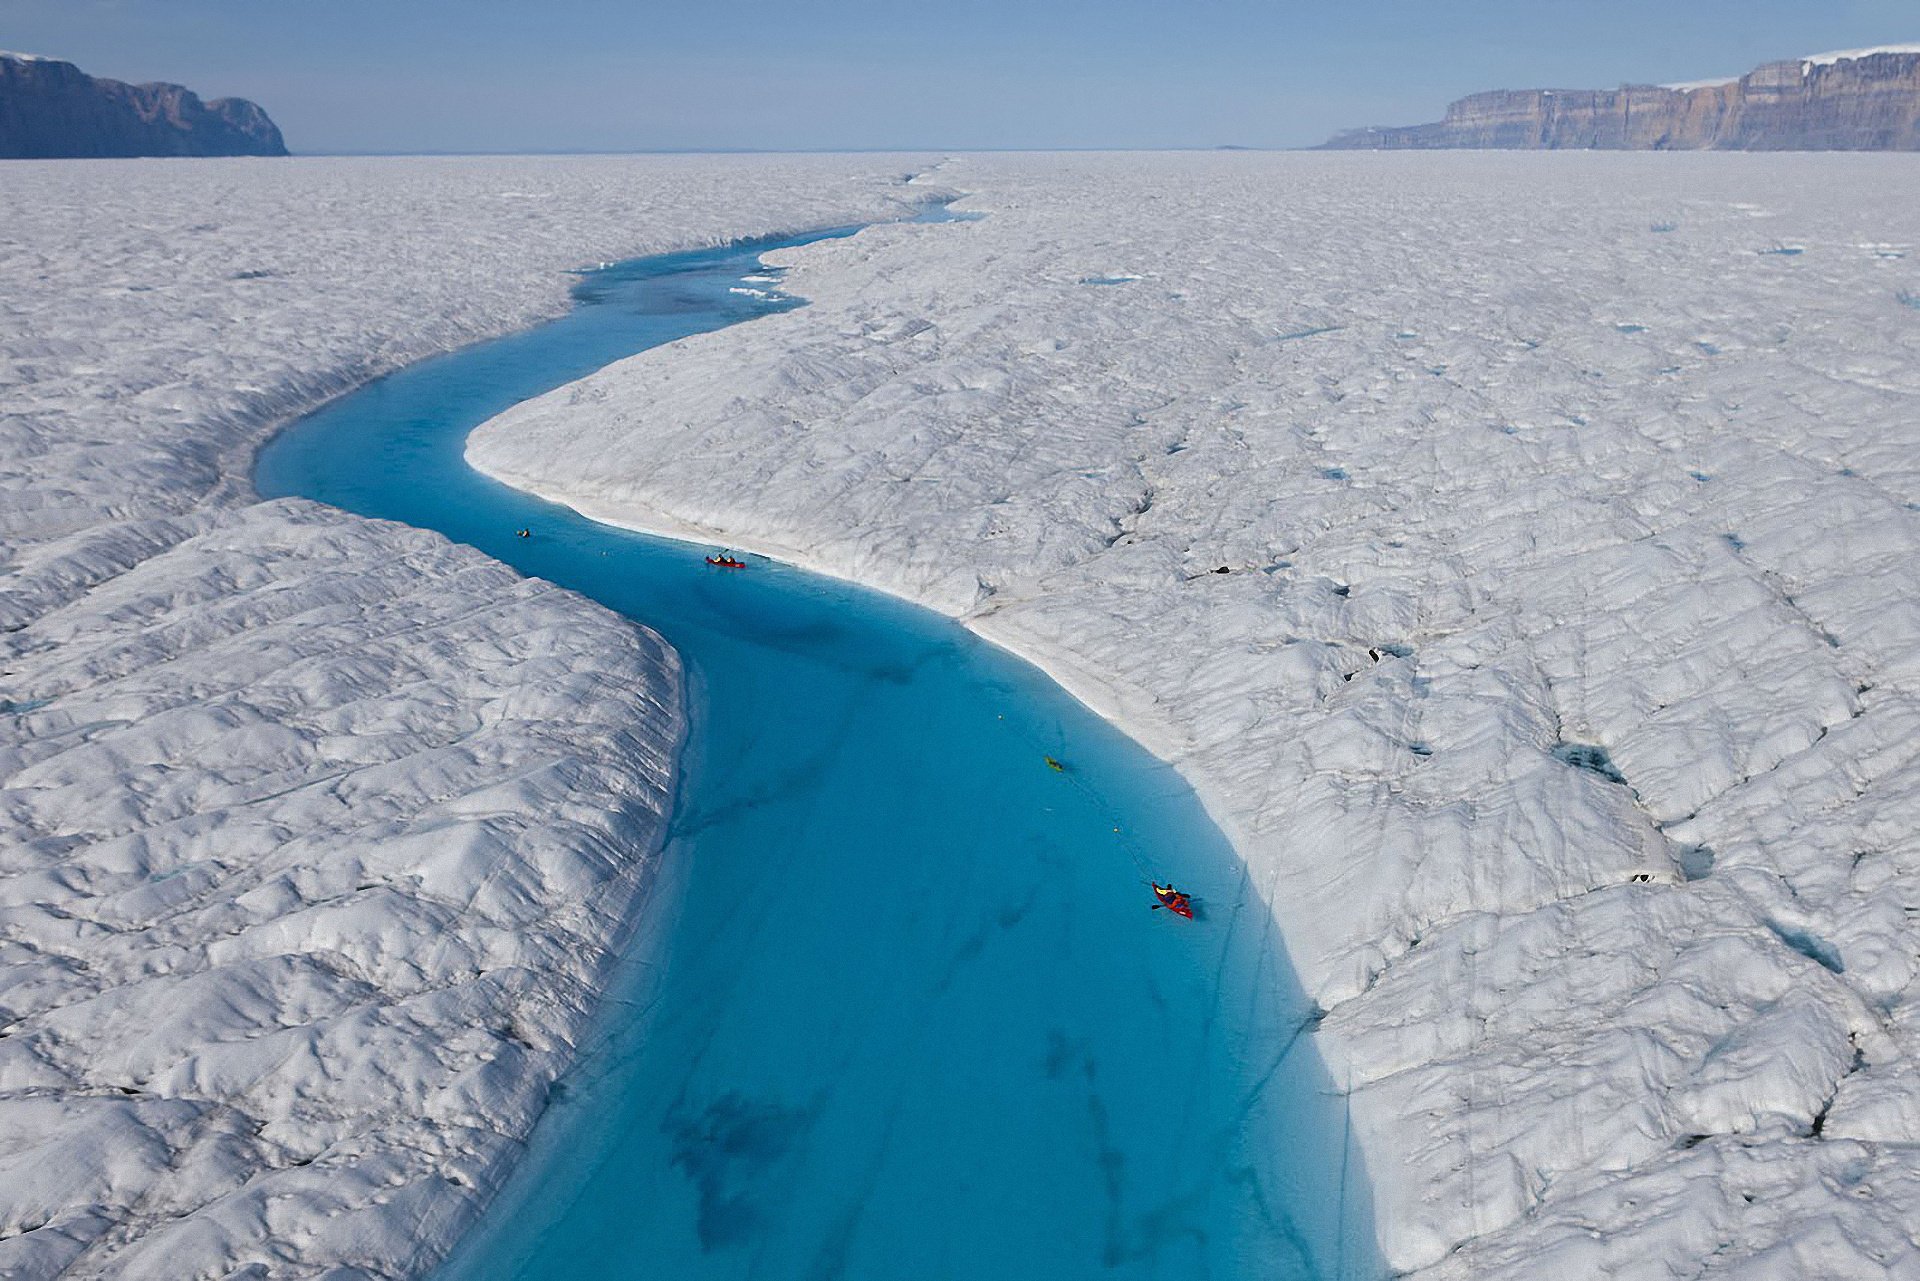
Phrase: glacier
[
  {"left": 10, "top": 145, "right": 1920, "bottom": 1278},
  {"left": 469, "top": 152, "right": 1920, "bottom": 1278},
  {"left": 0, "top": 154, "right": 934, "bottom": 1278}
]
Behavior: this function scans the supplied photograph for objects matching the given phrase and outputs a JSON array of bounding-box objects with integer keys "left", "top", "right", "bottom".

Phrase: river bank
[
  {"left": 259, "top": 216, "right": 1375, "bottom": 1280},
  {"left": 466, "top": 151, "right": 1920, "bottom": 1277},
  {"left": 0, "top": 154, "right": 944, "bottom": 1279}
]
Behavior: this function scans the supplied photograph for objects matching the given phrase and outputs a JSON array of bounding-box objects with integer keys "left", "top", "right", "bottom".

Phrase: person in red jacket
[{"left": 1151, "top": 883, "right": 1194, "bottom": 920}]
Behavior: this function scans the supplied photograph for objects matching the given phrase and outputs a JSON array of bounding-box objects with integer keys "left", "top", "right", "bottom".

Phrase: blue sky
[{"left": 5, "top": 0, "right": 1917, "bottom": 152}]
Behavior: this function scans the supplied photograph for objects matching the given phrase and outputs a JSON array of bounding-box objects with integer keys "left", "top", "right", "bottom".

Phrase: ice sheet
[
  {"left": 470, "top": 151, "right": 1920, "bottom": 1276},
  {"left": 0, "top": 154, "right": 933, "bottom": 1277}
]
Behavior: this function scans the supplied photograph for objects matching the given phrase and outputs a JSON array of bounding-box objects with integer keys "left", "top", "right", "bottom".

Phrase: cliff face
[
  {"left": 0, "top": 53, "right": 288, "bottom": 158},
  {"left": 1324, "top": 47, "right": 1920, "bottom": 151}
]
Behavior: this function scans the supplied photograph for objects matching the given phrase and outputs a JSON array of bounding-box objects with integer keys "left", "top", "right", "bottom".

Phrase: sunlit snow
[
  {"left": 0, "top": 153, "right": 933, "bottom": 1278},
  {"left": 471, "top": 151, "right": 1920, "bottom": 1278},
  {"left": 10, "top": 145, "right": 1920, "bottom": 1278},
  {"left": 1802, "top": 44, "right": 1920, "bottom": 68}
]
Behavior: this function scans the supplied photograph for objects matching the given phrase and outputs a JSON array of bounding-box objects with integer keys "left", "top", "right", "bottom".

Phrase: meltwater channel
[{"left": 254, "top": 208, "right": 1378, "bottom": 1280}]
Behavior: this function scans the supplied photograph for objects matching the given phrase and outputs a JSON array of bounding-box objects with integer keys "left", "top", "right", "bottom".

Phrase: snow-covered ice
[
  {"left": 1803, "top": 44, "right": 1920, "bottom": 69},
  {"left": 471, "top": 152, "right": 1920, "bottom": 1277},
  {"left": 1, "top": 154, "right": 933, "bottom": 1277},
  {"left": 1661, "top": 77, "right": 1740, "bottom": 93},
  {"left": 13, "top": 146, "right": 1920, "bottom": 1278}
]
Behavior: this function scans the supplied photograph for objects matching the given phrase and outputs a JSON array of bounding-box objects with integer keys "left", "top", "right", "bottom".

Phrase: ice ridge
[
  {"left": 469, "top": 151, "right": 1920, "bottom": 1277},
  {"left": 1, "top": 153, "right": 936, "bottom": 1278}
]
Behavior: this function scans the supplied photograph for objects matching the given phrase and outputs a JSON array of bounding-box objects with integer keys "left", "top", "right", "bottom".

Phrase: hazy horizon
[{"left": 5, "top": 0, "right": 1918, "bottom": 154}]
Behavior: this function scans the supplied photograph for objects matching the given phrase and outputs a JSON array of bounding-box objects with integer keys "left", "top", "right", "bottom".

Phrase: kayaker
[{"left": 1151, "top": 883, "right": 1194, "bottom": 919}]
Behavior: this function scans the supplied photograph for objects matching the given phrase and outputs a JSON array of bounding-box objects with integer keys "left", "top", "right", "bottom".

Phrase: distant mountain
[
  {"left": 0, "top": 51, "right": 287, "bottom": 158},
  {"left": 1323, "top": 45, "right": 1920, "bottom": 151}
]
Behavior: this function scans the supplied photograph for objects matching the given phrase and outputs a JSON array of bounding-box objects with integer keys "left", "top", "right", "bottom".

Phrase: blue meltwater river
[{"left": 253, "top": 207, "right": 1379, "bottom": 1280}]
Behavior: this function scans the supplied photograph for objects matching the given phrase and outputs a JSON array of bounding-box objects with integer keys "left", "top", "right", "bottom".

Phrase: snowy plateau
[
  {"left": 470, "top": 152, "right": 1920, "bottom": 1278},
  {"left": 0, "top": 154, "right": 938, "bottom": 1278}
]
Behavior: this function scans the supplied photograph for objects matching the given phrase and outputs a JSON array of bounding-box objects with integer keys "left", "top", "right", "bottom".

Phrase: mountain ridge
[
  {"left": 1324, "top": 45, "right": 1920, "bottom": 151},
  {"left": 0, "top": 52, "right": 288, "bottom": 158}
]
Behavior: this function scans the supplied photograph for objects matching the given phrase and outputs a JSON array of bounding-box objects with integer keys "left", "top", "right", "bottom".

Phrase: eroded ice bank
[
  {"left": 0, "top": 155, "right": 934, "bottom": 1278},
  {"left": 470, "top": 152, "right": 1920, "bottom": 1278}
]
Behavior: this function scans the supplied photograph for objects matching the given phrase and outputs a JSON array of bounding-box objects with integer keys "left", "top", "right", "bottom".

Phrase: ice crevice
[{"left": 467, "top": 153, "right": 1920, "bottom": 1277}]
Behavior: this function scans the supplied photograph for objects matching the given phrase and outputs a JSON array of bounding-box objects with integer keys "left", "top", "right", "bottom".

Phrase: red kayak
[
  {"left": 705, "top": 553, "right": 746, "bottom": 569},
  {"left": 1151, "top": 883, "right": 1194, "bottom": 920}
]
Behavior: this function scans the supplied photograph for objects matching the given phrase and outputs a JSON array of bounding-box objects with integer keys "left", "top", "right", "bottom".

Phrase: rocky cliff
[
  {"left": 1324, "top": 45, "right": 1920, "bottom": 150},
  {"left": 0, "top": 52, "right": 287, "bottom": 158}
]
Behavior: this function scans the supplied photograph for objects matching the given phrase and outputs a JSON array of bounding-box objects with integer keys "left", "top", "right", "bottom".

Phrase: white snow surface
[
  {"left": 0, "top": 154, "right": 935, "bottom": 1278},
  {"left": 1662, "top": 77, "right": 1740, "bottom": 93},
  {"left": 1803, "top": 44, "right": 1920, "bottom": 68},
  {"left": 471, "top": 152, "right": 1920, "bottom": 1277}
]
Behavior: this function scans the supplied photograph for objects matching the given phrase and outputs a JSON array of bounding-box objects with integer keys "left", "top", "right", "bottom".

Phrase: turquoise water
[{"left": 254, "top": 213, "right": 1376, "bottom": 1280}]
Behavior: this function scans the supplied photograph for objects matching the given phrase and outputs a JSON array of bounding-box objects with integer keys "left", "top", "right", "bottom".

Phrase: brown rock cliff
[
  {"left": 0, "top": 53, "right": 288, "bottom": 159},
  {"left": 1324, "top": 48, "right": 1920, "bottom": 150}
]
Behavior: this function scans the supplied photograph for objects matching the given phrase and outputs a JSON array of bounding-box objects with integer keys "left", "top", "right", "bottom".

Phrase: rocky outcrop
[
  {"left": 0, "top": 52, "right": 287, "bottom": 158},
  {"left": 1324, "top": 46, "right": 1920, "bottom": 150}
]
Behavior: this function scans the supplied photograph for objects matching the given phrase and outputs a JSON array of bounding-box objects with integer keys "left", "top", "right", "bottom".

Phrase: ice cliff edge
[
  {"left": 0, "top": 51, "right": 288, "bottom": 158},
  {"left": 1324, "top": 44, "right": 1920, "bottom": 151}
]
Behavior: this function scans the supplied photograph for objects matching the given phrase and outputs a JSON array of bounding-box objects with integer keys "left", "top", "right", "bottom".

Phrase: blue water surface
[{"left": 254, "top": 210, "right": 1377, "bottom": 1280}]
